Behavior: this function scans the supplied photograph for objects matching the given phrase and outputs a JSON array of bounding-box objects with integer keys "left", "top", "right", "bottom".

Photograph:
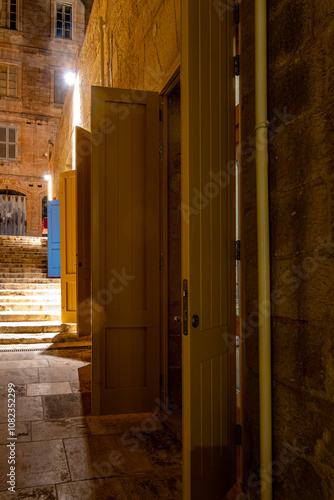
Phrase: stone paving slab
[
  {"left": 63, "top": 434, "right": 154, "bottom": 481},
  {"left": 39, "top": 367, "right": 80, "bottom": 383},
  {"left": 0, "top": 396, "right": 43, "bottom": 423},
  {"left": 0, "top": 440, "right": 70, "bottom": 490},
  {"left": 0, "top": 384, "right": 26, "bottom": 398},
  {"left": 0, "top": 359, "right": 48, "bottom": 369},
  {"left": 0, "top": 484, "right": 57, "bottom": 499},
  {"left": 120, "top": 472, "right": 183, "bottom": 500},
  {"left": 32, "top": 417, "right": 89, "bottom": 441},
  {"left": 85, "top": 413, "right": 164, "bottom": 436},
  {"left": 43, "top": 393, "right": 90, "bottom": 420},
  {"left": 0, "top": 421, "right": 31, "bottom": 444},
  {"left": 56, "top": 477, "right": 127, "bottom": 500},
  {"left": 27, "top": 382, "right": 72, "bottom": 396},
  {"left": 139, "top": 429, "right": 182, "bottom": 470},
  {"left": 0, "top": 368, "right": 38, "bottom": 385}
]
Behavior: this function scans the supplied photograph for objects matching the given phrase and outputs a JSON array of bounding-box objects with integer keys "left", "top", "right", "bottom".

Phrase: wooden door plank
[{"left": 76, "top": 127, "right": 92, "bottom": 336}]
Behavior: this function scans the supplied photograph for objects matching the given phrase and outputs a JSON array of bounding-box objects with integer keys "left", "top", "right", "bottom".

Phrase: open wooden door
[
  {"left": 181, "top": 1, "right": 236, "bottom": 499},
  {"left": 91, "top": 87, "right": 160, "bottom": 415},
  {"left": 76, "top": 127, "right": 92, "bottom": 336},
  {"left": 47, "top": 200, "right": 60, "bottom": 278},
  {"left": 60, "top": 170, "right": 77, "bottom": 324}
]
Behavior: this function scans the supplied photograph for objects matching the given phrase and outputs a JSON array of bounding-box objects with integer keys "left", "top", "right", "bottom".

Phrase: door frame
[{"left": 159, "top": 63, "right": 181, "bottom": 409}]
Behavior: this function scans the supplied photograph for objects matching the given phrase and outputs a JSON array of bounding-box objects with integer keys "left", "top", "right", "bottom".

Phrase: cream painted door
[
  {"left": 76, "top": 127, "right": 92, "bottom": 337},
  {"left": 91, "top": 87, "right": 160, "bottom": 415},
  {"left": 60, "top": 170, "right": 77, "bottom": 324},
  {"left": 181, "top": 1, "right": 236, "bottom": 498}
]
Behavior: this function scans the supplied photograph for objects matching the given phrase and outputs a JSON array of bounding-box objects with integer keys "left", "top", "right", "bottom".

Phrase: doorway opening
[
  {"left": 0, "top": 190, "right": 27, "bottom": 236},
  {"left": 42, "top": 195, "right": 48, "bottom": 236},
  {"left": 161, "top": 74, "right": 182, "bottom": 441}
]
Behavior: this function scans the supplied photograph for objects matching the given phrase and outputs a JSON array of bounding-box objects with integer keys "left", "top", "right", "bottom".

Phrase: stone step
[
  {"left": 0, "top": 257, "right": 48, "bottom": 264},
  {"left": 0, "top": 265, "right": 47, "bottom": 271},
  {"left": 0, "top": 237, "right": 47, "bottom": 246},
  {"left": 0, "top": 294, "right": 60, "bottom": 302},
  {"left": 0, "top": 289, "right": 60, "bottom": 297},
  {"left": 0, "top": 311, "right": 61, "bottom": 322},
  {"left": 0, "top": 282, "right": 60, "bottom": 290},
  {"left": 0, "top": 321, "right": 76, "bottom": 334},
  {"left": 0, "top": 278, "right": 59, "bottom": 285},
  {"left": 0, "top": 272, "right": 48, "bottom": 279},
  {"left": 0, "top": 303, "right": 60, "bottom": 311},
  {"left": 0, "top": 250, "right": 47, "bottom": 254},
  {"left": 0, "top": 332, "right": 87, "bottom": 345}
]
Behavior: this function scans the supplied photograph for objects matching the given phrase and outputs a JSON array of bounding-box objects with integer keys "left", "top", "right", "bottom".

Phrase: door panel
[
  {"left": 181, "top": 1, "right": 236, "bottom": 498},
  {"left": 91, "top": 87, "right": 160, "bottom": 415},
  {"left": 60, "top": 171, "right": 77, "bottom": 324},
  {"left": 76, "top": 127, "right": 92, "bottom": 336},
  {"left": 47, "top": 200, "right": 60, "bottom": 278}
]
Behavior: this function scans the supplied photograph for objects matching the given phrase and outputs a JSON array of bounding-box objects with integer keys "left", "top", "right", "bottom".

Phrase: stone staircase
[{"left": 0, "top": 235, "right": 77, "bottom": 344}]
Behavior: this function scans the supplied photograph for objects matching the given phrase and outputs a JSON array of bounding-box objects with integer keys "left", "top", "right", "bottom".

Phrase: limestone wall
[
  {"left": 49, "top": 0, "right": 181, "bottom": 198},
  {"left": 241, "top": 0, "right": 334, "bottom": 497}
]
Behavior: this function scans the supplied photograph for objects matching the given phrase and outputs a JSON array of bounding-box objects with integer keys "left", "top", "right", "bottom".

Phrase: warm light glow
[
  {"left": 72, "top": 76, "right": 82, "bottom": 169},
  {"left": 64, "top": 71, "right": 76, "bottom": 86},
  {"left": 44, "top": 174, "right": 52, "bottom": 200}
]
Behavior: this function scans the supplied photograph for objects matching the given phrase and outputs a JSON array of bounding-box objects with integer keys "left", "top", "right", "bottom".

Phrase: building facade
[{"left": 0, "top": 0, "right": 92, "bottom": 236}]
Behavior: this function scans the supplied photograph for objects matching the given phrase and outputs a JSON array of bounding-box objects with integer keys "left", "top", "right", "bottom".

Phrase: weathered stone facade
[
  {"left": 241, "top": 0, "right": 334, "bottom": 498},
  {"left": 49, "top": 0, "right": 180, "bottom": 196},
  {"left": 0, "top": 0, "right": 90, "bottom": 235}
]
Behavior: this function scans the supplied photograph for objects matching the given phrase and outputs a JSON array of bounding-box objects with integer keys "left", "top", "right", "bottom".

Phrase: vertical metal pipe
[
  {"left": 99, "top": 17, "right": 105, "bottom": 86},
  {"left": 255, "top": 0, "right": 272, "bottom": 499}
]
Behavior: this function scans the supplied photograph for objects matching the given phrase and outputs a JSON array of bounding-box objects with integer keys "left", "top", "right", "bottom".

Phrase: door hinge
[
  {"left": 234, "top": 55, "right": 240, "bottom": 77},
  {"left": 237, "top": 424, "right": 242, "bottom": 445},
  {"left": 235, "top": 2, "right": 240, "bottom": 24},
  {"left": 159, "top": 142, "right": 163, "bottom": 155},
  {"left": 160, "top": 374, "right": 163, "bottom": 387},
  {"left": 159, "top": 108, "right": 163, "bottom": 121},
  {"left": 159, "top": 257, "right": 163, "bottom": 270},
  {"left": 236, "top": 240, "right": 241, "bottom": 261}
]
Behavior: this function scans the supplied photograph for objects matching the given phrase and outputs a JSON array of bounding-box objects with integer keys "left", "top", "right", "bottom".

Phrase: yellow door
[
  {"left": 91, "top": 87, "right": 160, "bottom": 415},
  {"left": 181, "top": 1, "right": 236, "bottom": 498},
  {"left": 60, "top": 170, "right": 77, "bottom": 324},
  {"left": 76, "top": 127, "right": 92, "bottom": 337}
]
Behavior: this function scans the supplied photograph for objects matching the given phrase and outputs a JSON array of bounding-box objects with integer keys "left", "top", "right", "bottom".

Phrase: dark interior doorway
[{"left": 161, "top": 77, "right": 182, "bottom": 440}]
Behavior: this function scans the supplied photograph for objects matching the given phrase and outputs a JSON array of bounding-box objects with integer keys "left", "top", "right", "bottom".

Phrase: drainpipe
[
  {"left": 255, "top": 1, "right": 272, "bottom": 499},
  {"left": 99, "top": 17, "right": 105, "bottom": 86}
]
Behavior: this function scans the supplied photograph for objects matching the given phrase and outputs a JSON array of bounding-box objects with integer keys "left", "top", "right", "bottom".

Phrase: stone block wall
[
  {"left": 49, "top": 0, "right": 181, "bottom": 197},
  {"left": 241, "top": 0, "right": 334, "bottom": 498}
]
